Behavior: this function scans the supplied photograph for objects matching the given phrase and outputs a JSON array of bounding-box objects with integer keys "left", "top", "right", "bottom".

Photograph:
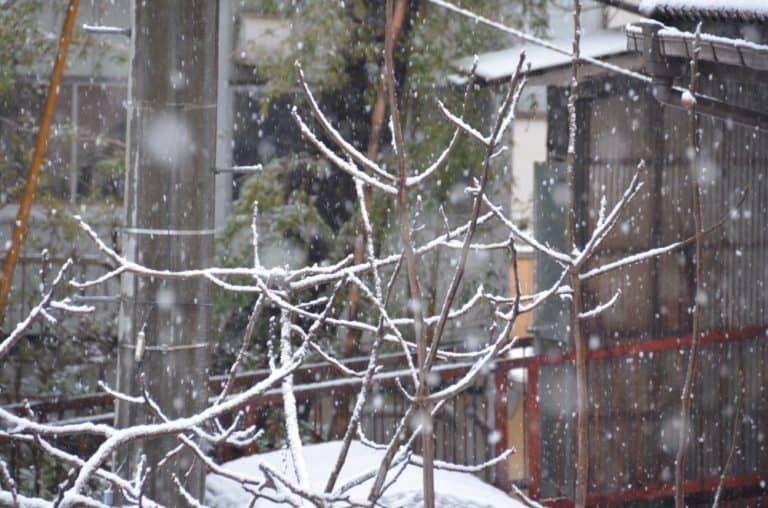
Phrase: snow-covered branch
[
  {"left": 0, "top": 259, "right": 74, "bottom": 360},
  {"left": 1, "top": 3, "right": 721, "bottom": 507}
]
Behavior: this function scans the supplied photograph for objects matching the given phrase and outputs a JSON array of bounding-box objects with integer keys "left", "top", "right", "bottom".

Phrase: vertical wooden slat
[
  {"left": 494, "top": 368, "right": 510, "bottom": 490},
  {"left": 526, "top": 360, "right": 541, "bottom": 499}
]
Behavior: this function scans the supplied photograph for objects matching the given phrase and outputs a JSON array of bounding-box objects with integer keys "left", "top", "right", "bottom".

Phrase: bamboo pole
[{"left": 0, "top": 0, "right": 81, "bottom": 326}]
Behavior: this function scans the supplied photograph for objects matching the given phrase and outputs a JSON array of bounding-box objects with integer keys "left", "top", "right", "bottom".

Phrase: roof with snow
[
  {"left": 626, "top": 22, "right": 768, "bottom": 71},
  {"left": 453, "top": 29, "right": 630, "bottom": 84},
  {"left": 620, "top": 0, "right": 768, "bottom": 23}
]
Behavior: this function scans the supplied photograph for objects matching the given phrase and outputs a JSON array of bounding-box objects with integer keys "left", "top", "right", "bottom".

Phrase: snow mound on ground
[{"left": 205, "top": 440, "right": 524, "bottom": 507}]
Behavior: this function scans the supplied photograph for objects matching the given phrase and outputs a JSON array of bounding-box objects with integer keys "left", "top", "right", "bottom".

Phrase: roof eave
[{"left": 596, "top": 0, "right": 768, "bottom": 24}]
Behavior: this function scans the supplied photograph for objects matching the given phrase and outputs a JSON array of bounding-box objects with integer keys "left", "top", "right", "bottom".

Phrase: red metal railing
[
  {"left": 2, "top": 330, "right": 767, "bottom": 505},
  {"left": 526, "top": 325, "right": 768, "bottom": 506},
  {"left": 2, "top": 343, "right": 530, "bottom": 493}
]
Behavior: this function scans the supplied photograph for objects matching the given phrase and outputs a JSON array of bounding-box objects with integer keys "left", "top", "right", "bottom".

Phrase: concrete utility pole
[{"left": 116, "top": 1, "right": 218, "bottom": 504}]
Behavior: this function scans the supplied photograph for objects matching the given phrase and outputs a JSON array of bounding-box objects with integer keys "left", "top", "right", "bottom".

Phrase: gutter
[{"left": 630, "top": 21, "right": 768, "bottom": 132}]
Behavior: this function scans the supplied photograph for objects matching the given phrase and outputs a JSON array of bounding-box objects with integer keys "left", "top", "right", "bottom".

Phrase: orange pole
[{"left": 0, "top": 0, "right": 80, "bottom": 326}]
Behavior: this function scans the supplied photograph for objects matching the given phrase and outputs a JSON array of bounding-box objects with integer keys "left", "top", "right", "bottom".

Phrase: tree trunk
[{"left": 566, "top": 2, "right": 589, "bottom": 506}]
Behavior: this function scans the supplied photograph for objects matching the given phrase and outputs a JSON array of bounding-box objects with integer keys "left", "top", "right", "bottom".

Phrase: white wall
[
  {"left": 546, "top": 0, "right": 605, "bottom": 37},
  {"left": 603, "top": 6, "right": 644, "bottom": 30},
  {"left": 508, "top": 116, "right": 547, "bottom": 226}
]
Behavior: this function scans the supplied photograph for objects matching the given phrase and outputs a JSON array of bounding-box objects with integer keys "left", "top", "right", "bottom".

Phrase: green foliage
[
  {"left": 0, "top": 1, "right": 56, "bottom": 96},
  {"left": 246, "top": 1, "right": 548, "bottom": 99},
  {"left": 0, "top": 0, "right": 125, "bottom": 206},
  {"left": 213, "top": 156, "right": 358, "bottom": 369},
  {"left": 232, "top": 0, "right": 550, "bottom": 211},
  {"left": 214, "top": 1, "right": 550, "bottom": 359},
  {"left": 0, "top": 439, "right": 105, "bottom": 500},
  {"left": 0, "top": 203, "right": 120, "bottom": 403},
  {"left": 218, "top": 158, "right": 352, "bottom": 272}
]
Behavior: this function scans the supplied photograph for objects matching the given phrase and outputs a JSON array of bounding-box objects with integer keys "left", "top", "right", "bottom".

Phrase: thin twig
[
  {"left": 675, "top": 22, "right": 703, "bottom": 508},
  {"left": 712, "top": 369, "right": 744, "bottom": 508}
]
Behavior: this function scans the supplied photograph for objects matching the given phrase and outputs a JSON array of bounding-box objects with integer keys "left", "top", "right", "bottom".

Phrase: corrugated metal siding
[
  {"left": 539, "top": 334, "right": 768, "bottom": 498},
  {"left": 580, "top": 71, "right": 768, "bottom": 342},
  {"left": 537, "top": 67, "right": 768, "bottom": 500},
  {"left": 533, "top": 161, "right": 570, "bottom": 346}
]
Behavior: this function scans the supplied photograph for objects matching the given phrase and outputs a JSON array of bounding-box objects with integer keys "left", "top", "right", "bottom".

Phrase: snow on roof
[
  {"left": 626, "top": 22, "right": 768, "bottom": 71},
  {"left": 454, "top": 30, "right": 629, "bottom": 83},
  {"left": 628, "top": 21, "right": 768, "bottom": 51},
  {"left": 638, "top": 0, "right": 768, "bottom": 22},
  {"left": 205, "top": 440, "right": 526, "bottom": 508}
]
